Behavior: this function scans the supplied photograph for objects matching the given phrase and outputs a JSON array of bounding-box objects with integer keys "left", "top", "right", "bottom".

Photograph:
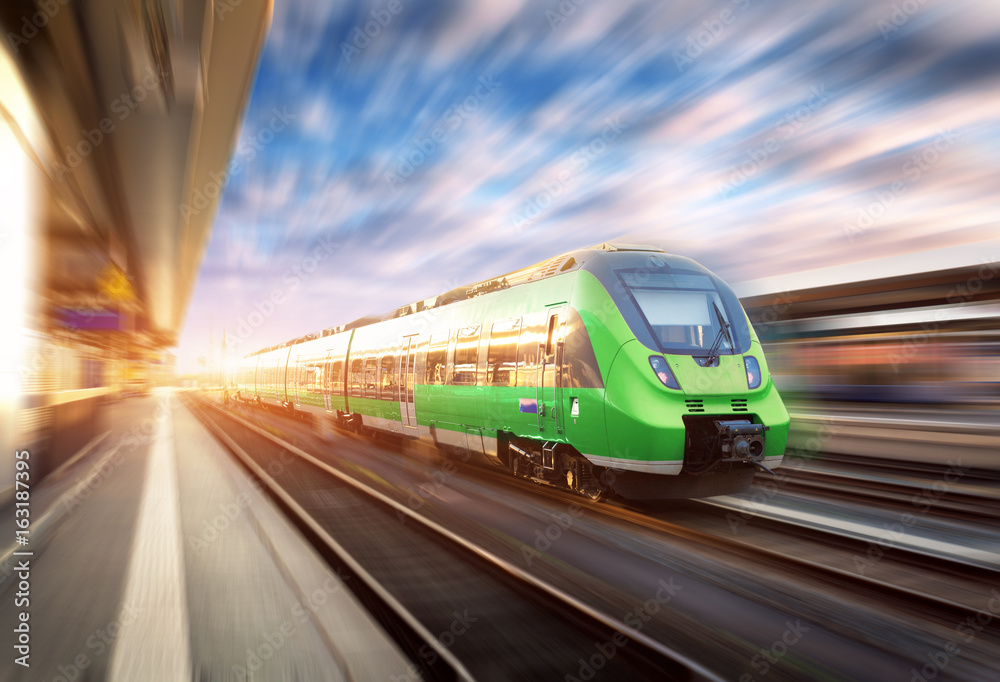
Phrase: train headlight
[
  {"left": 649, "top": 356, "right": 680, "bottom": 389},
  {"left": 745, "top": 355, "right": 762, "bottom": 389}
]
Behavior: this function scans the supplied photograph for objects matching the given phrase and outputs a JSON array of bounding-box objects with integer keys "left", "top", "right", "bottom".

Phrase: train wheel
[
  {"left": 576, "top": 462, "right": 605, "bottom": 501},
  {"left": 561, "top": 462, "right": 595, "bottom": 499}
]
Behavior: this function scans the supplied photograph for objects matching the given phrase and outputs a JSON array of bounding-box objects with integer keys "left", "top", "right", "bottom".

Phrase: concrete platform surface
[{"left": 0, "top": 388, "right": 412, "bottom": 681}]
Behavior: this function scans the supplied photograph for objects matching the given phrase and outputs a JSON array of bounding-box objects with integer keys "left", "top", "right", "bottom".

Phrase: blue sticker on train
[{"left": 519, "top": 398, "right": 538, "bottom": 414}]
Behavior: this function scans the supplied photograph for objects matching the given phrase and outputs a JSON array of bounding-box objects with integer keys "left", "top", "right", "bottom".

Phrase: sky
[{"left": 176, "top": 0, "right": 1000, "bottom": 372}]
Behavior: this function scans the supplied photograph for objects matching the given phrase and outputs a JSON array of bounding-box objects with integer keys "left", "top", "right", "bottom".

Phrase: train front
[{"left": 578, "top": 251, "right": 790, "bottom": 499}]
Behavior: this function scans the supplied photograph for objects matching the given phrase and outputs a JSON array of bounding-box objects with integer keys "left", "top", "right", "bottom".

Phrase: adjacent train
[{"left": 233, "top": 243, "right": 789, "bottom": 499}]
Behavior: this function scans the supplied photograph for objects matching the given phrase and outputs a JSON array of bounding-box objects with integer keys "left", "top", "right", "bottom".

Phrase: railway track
[
  {"left": 542, "top": 477, "right": 1000, "bottom": 628},
  {"left": 183, "top": 392, "right": 721, "bottom": 682},
  {"left": 349, "top": 423, "right": 1000, "bottom": 628},
  {"left": 483, "top": 468, "right": 1000, "bottom": 677},
  {"left": 196, "top": 392, "right": 1000, "bottom": 679},
  {"left": 505, "top": 473, "right": 1000, "bottom": 630},
  {"left": 685, "top": 496, "right": 1000, "bottom": 617},
  {"left": 389, "top": 440, "right": 1000, "bottom": 655},
  {"left": 753, "top": 455, "right": 1000, "bottom": 523},
  {"left": 229, "top": 390, "right": 999, "bottom": 623}
]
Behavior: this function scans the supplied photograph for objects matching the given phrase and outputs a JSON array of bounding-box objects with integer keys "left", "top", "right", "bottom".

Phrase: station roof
[{"left": 0, "top": 0, "right": 272, "bottom": 346}]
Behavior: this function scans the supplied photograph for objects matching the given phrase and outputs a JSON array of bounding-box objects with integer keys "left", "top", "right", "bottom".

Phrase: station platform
[{"left": 0, "top": 388, "right": 412, "bottom": 681}]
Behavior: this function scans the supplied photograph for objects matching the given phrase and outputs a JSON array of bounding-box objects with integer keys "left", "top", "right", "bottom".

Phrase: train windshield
[{"left": 617, "top": 270, "right": 752, "bottom": 355}]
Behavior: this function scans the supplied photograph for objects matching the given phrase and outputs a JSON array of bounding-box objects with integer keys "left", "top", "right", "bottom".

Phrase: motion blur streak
[
  {"left": 0, "top": 47, "right": 40, "bottom": 402},
  {"left": 178, "top": 0, "right": 1000, "bottom": 372},
  {"left": 747, "top": 271, "right": 1000, "bottom": 407}
]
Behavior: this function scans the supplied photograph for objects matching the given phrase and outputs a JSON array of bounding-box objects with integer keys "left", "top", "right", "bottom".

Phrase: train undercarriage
[
  {"left": 233, "top": 394, "right": 763, "bottom": 501},
  {"left": 499, "top": 430, "right": 759, "bottom": 501},
  {"left": 504, "top": 439, "right": 610, "bottom": 500}
]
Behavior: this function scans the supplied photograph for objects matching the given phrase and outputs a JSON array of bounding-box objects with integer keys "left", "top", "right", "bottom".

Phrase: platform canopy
[{"left": 1, "top": 0, "right": 272, "bottom": 347}]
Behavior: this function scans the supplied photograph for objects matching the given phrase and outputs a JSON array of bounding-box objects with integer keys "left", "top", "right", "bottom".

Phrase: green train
[{"left": 234, "top": 243, "right": 789, "bottom": 499}]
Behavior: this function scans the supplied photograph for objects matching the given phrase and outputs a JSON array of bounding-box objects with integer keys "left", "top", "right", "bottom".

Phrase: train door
[
  {"left": 538, "top": 305, "right": 566, "bottom": 436},
  {"left": 399, "top": 335, "right": 419, "bottom": 432}
]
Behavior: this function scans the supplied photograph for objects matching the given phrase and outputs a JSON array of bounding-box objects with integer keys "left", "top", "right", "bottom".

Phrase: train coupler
[{"left": 715, "top": 419, "right": 767, "bottom": 465}]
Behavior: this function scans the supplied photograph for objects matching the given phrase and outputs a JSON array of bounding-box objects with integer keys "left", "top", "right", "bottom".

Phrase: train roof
[{"left": 246, "top": 243, "right": 692, "bottom": 357}]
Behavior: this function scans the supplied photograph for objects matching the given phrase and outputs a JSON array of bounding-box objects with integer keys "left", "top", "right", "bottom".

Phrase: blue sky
[{"left": 176, "top": 0, "right": 1000, "bottom": 371}]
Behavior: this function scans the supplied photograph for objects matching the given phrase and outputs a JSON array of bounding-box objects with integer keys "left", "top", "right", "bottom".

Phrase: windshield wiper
[{"left": 701, "top": 301, "right": 733, "bottom": 367}]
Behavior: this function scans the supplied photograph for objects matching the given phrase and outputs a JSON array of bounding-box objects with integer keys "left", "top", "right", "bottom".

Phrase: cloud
[{"left": 176, "top": 0, "right": 1000, "bottom": 371}]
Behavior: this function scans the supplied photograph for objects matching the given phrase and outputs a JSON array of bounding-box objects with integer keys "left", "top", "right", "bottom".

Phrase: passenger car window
[
  {"left": 487, "top": 319, "right": 520, "bottom": 386},
  {"left": 453, "top": 326, "right": 480, "bottom": 386}
]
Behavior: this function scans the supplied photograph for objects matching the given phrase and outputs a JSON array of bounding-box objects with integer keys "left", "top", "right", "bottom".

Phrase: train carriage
[{"left": 234, "top": 243, "right": 790, "bottom": 499}]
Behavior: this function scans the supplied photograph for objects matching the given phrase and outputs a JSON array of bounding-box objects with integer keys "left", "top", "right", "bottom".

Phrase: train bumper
[
  {"left": 682, "top": 418, "right": 770, "bottom": 474},
  {"left": 599, "top": 341, "right": 789, "bottom": 496}
]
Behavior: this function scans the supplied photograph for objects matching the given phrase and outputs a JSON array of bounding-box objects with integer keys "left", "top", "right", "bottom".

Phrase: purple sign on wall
[{"left": 56, "top": 307, "right": 121, "bottom": 331}]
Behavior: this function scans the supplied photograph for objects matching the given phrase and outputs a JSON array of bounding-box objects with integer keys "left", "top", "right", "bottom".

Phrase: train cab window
[
  {"left": 350, "top": 359, "right": 364, "bottom": 397},
  {"left": 453, "top": 326, "right": 480, "bottom": 385},
  {"left": 425, "top": 332, "right": 449, "bottom": 385},
  {"left": 616, "top": 270, "right": 752, "bottom": 355},
  {"left": 379, "top": 355, "right": 396, "bottom": 400},
  {"left": 330, "top": 360, "right": 344, "bottom": 394},
  {"left": 487, "top": 319, "right": 520, "bottom": 386},
  {"left": 364, "top": 357, "right": 378, "bottom": 398}
]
